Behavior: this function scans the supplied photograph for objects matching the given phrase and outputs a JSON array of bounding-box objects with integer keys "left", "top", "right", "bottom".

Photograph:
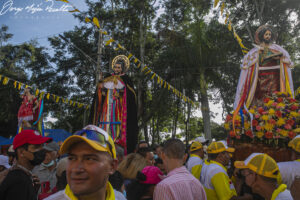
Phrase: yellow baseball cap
[
  {"left": 234, "top": 153, "right": 279, "bottom": 179},
  {"left": 190, "top": 141, "right": 203, "bottom": 152},
  {"left": 60, "top": 125, "right": 116, "bottom": 159},
  {"left": 288, "top": 135, "right": 300, "bottom": 153},
  {"left": 207, "top": 141, "right": 235, "bottom": 154}
]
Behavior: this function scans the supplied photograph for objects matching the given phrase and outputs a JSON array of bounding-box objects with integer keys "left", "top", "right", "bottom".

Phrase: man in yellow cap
[
  {"left": 200, "top": 140, "right": 237, "bottom": 200},
  {"left": 277, "top": 135, "right": 300, "bottom": 189},
  {"left": 186, "top": 141, "right": 204, "bottom": 179},
  {"left": 235, "top": 153, "right": 293, "bottom": 200},
  {"left": 45, "top": 125, "right": 126, "bottom": 200}
]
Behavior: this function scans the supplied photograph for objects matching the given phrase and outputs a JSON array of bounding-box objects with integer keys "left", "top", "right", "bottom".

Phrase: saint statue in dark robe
[{"left": 89, "top": 55, "right": 138, "bottom": 153}]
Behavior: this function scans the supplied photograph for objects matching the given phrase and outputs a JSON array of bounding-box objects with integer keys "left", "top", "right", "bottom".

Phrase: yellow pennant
[
  {"left": 13, "top": 81, "right": 17, "bottom": 88},
  {"left": 164, "top": 81, "right": 167, "bottom": 88},
  {"left": 117, "top": 43, "right": 125, "bottom": 50},
  {"left": 73, "top": 102, "right": 76, "bottom": 107},
  {"left": 221, "top": 2, "right": 225, "bottom": 15},
  {"left": 86, "top": 105, "right": 89, "bottom": 110},
  {"left": 0, "top": 75, "right": 2, "bottom": 81},
  {"left": 56, "top": 0, "right": 69, "bottom": 3},
  {"left": 105, "top": 38, "right": 115, "bottom": 46},
  {"left": 225, "top": 12, "right": 229, "bottom": 24},
  {"left": 25, "top": 85, "right": 29, "bottom": 88},
  {"left": 141, "top": 66, "right": 148, "bottom": 72},
  {"left": 160, "top": 79, "right": 163, "bottom": 87},
  {"left": 52, "top": 94, "right": 56, "bottom": 100},
  {"left": 35, "top": 89, "right": 39, "bottom": 96},
  {"left": 69, "top": 100, "right": 73, "bottom": 105},
  {"left": 157, "top": 76, "right": 160, "bottom": 84},
  {"left": 151, "top": 73, "right": 156, "bottom": 80},
  {"left": 145, "top": 70, "right": 152, "bottom": 75},
  {"left": 93, "top": 17, "right": 100, "bottom": 28},
  {"left": 18, "top": 82, "right": 22, "bottom": 90},
  {"left": 134, "top": 58, "right": 138, "bottom": 63},
  {"left": 85, "top": 17, "right": 91, "bottom": 23},
  {"left": 39, "top": 92, "right": 45, "bottom": 99},
  {"left": 69, "top": 9, "right": 80, "bottom": 13},
  {"left": 3, "top": 77, "right": 9, "bottom": 85},
  {"left": 242, "top": 49, "right": 249, "bottom": 54},
  {"left": 168, "top": 84, "right": 170, "bottom": 90},
  {"left": 228, "top": 20, "right": 232, "bottom": 31},
  {"left": 214, "top": 0, "right": 220, "bottom": 8},
  {"left": 102, "top": 31, "right": 108, "bottom": 35},
  {"left": 62, "top": 98, "right": 65, "bottom": 103},
  {"left": 127, "top": 53, "right": 133, "bottom": 59},
  {"left": 46, "top": 93, "right": 50, "bottom": 100},
  {"left": 65, "top": 99, "right": 69, "bottom": 104}
]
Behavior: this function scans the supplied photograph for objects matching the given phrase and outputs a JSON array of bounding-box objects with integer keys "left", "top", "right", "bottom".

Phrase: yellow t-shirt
[{"left": 200, "top": 160, "right": 237, "bottom": 200}]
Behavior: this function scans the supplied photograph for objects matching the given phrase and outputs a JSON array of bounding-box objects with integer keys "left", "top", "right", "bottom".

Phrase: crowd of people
[{"left": 0, "top": 125, "right": 299, "bottom": 200}]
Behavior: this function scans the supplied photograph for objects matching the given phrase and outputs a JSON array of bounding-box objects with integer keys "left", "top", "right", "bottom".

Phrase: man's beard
[{"left": 263, "top": 38, "right": 271, "bottom": 44}]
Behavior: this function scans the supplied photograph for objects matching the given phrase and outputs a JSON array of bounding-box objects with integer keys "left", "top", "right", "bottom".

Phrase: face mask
[
  {"left": 41, "top": 160, "right": 55, "bottom": 168},
  {"left": 29, "top": 149, "right": 46, "bottom": 166}
]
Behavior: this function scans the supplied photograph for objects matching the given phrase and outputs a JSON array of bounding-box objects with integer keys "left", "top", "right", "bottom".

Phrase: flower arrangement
[{"left": 225, "top": 92, "right": 300, "bottom": 146}]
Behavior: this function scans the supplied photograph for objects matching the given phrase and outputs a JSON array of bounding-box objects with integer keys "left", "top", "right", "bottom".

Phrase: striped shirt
[{"left": 153, "top": 166, "right": 207, "bottom": 200}]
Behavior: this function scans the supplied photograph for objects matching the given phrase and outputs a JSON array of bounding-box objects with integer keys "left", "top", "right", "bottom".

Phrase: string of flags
[
  {"left": 55, "top": 0, "right": 196, "bottom": 106},
  {"left": 0, "top": 74, "right": 90, "bottom": 110},
  {"left": 214, "top": 0, "right": 249, "bottom": 54}
]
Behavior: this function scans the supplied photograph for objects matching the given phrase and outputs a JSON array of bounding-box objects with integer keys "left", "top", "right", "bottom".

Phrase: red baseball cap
[{"left": 13, "top": 129, "right": 52, "bottom": 150}]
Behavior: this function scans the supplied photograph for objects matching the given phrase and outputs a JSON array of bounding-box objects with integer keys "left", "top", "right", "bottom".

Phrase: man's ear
[
  {"left": 109, "top": 159, "right": 118, "bottom": 175},
  {"left": 183, "top": 153, "right": 188, "bottom": 163}
]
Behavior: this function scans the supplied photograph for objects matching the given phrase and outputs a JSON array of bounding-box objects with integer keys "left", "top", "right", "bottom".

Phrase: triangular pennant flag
[
  {"left": 157, "top": 76, "right": 160, "bottom": 84},
  {"left": 160, "top": 79, "right": 163, "bottom": 87},
  {"left": 102, "top": 31, "right": 108, "bottom": 35},
  {"left": 105, "top": 38, "right": 115, "bottom": 46},
  {"left": 145, "top": 70, "right": 152, "bottom": 75},
  {"left": 18, "top": 82, "right": 22, "bottom": 90},
  {"left": 25, "top": 85, "right": 29, "bottom": 88},
  {"left": 127, "top": 53, "right": 133, "bottom": 59},
  {"left": 136, "top": 63, "right": 141, "bottom": 68},
  {"left": 35, "top": 89, "right": 39, "bottom": 96},
  {"left": 168, "top": 84, "right": 170, "bottom": 90},
  {"left": 141, "top": 66, "right": 148, "bottom": 72},
  {"left": 65, "top": 99, "right": 69, "bottom": 104},
  {"left": 228, "top": 20, "right": 232, "bottom": 31},
  {"left": 46, "top": 93, "right": 50, "bottom": 100},
  {"left": 13, "top": 81, "right": 17, "bottom": 88},
  {"left": 85, "top": 17, "right": 91, "bottom": 23},
  {"left": 214, "top": 0, "right": 220, "bottom": 8},
  {"left": 39, "top": 92, "right": 45, "bottom": 99},
  {"left": 221, "top": 2, "right": 225, "bottom": 15},
  {"left": 134, "top": 58, "right": 138, "bottom": 63},
  {"left": 62, "top": 98, "right": 65, "bottom": 103},
  {"left": 69, "top": 9, "right": 80, "bottom": 13},
  {"left": 73, "top": 102, "right": 76, "bottom": 107},
  {"left": 3, "top": 77, "right": 9, "bottom": 85},
  {"left": 117, "top": 43, "right": 125, "bottom": 50},
  {"left": 93, "top": 17, "right": 100, "bottom": 28},
  {"left": 70, "top": 100, "right": 73, "bottom": 105},
  {"left": 225, "top": 12, "right": 229, "bottom": 24},
  {"left": 164, "top": 81, "right": 167, "bottom": 88},
  {"left": 151, "top": 73, "right": 156, "bottom": 80}
]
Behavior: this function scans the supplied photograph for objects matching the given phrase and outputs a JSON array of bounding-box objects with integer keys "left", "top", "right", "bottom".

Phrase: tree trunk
[{"left": 199, "top": 68, "right": 211, "bottom": 140}]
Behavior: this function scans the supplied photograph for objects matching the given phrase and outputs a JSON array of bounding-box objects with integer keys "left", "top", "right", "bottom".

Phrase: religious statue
[
  {"left": 17, "top": 88, "right": 39, "bottom": 126},
  {"left": 89, "top": 55, "right": 138, "bottom": 153},
  {"left": 234, "top": 25, "right": 294, "bottom": 112}
]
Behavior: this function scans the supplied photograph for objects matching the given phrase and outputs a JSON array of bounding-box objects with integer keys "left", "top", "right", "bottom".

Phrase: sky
[{"left": 0, "top": 0, "right": 225, "bottom": 125}]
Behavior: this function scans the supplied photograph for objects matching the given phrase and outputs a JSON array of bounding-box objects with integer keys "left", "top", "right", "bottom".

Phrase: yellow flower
[
  {"left": 264, "top": 123, "right": 274, "bottom": 131},
  {"left": 256, "top": 132, "right": 264, "bottom": 138},
  {"left": 224, "top": 123, "right": 230, "bottom": 130},
  {"left": 290, "top": 112, "right": 300, "bottom": 117},
  {"left": 279, "top": 130, "right": 288, "bottom": 137},
  {"left": 268, "top": 108, "right": 275, "bottom": 116},
  {"left": 249, "top": 109, "right": 255, "bottom": 114},
  {"left": 261, "top": 115, "right": 269, "bottom": 121},
  {"left": 276, "top": 118, "right": 285, "bottom": 126},
  {"left": 277, "top": 103, "right": 285, "bottom": 108},
  {"left": 244, "top": 122, "right": 251, "bottom": 130},
  {"left": 265, "top": 100, "right": 274, "bottom": 107}
]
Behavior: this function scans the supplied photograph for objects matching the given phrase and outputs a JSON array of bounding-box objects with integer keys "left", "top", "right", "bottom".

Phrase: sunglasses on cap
[{"left": 74, "top": 129, "right": 113, "bottom": 156}]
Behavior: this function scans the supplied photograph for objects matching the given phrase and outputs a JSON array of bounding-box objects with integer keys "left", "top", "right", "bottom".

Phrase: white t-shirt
[
  {"left": 275, "top": 189, "right": 293, "bottom": 200},
  {"left": 278, "top": 160, "right": 300, "bottom": 189}
]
